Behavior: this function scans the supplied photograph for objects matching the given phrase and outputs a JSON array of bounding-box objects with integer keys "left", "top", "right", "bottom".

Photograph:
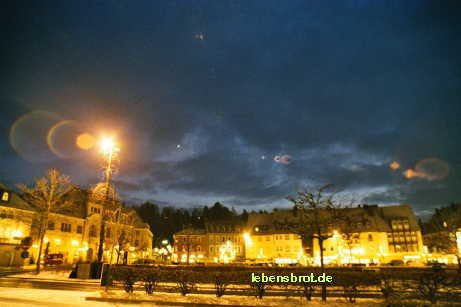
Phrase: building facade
[
  {"left": 0, "top": 184, "right": 153, "bottom": 266},
  {"left": 173, "top": 204, "right": 426, "bottom": 266}
]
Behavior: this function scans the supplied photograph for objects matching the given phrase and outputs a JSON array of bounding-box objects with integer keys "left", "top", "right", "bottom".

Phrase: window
[
  {"left": 197, "top": 245, "right": 201, "bottom": 252},
  {"left": 135, "top": 240, "right": 139, "bottom": 246},
  {"left": 106, "top": 227, "right": 111, "bottom": 238},
  {"left": 368, "top": 233, "right": 373, "bottom": 241},
  {"left": 89, "top": 225, "right": 97, "bottom": 237},
  {"left": 61, "top": 223, "right": 71, "bottom": 232},
  {"left": 1, "top": 192, "right": 9, "bottom": 202},
  {"left": 266, "top": 236, "right": 270, "bottom": 241},
  {"left": 285, "top": 234, "right": 290, "bottom": 240},
  {"left": 76, "top": 225, "right": 83, "bottom": 234},
  {"left": 48, "top": 221, "right": 55, "bottom": 230}
]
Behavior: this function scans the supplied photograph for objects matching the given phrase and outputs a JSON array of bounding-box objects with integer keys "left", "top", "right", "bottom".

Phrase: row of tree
[{"left": 133, "top": 201, "right": 250, "bottom": 246}]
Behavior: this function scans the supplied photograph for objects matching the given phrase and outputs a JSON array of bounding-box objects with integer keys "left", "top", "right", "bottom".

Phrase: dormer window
[{"left": 1, "top": 191, "right": 9, "bottom": 202}]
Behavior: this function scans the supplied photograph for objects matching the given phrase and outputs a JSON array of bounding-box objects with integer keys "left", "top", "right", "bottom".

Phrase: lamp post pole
[{"left": 97, "top": 138, "right": 119, "bottom": 264}]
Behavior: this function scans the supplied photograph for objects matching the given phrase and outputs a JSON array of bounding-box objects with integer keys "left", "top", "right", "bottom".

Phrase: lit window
[{"left": 1, "top": 192, "right": 9, "bottom": 202}]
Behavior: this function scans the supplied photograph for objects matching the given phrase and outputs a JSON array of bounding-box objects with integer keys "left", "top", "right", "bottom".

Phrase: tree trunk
[
  {"left": 319, "top": 237, "right": 327, "bottom": 301},
  {"left": 457, "top": 254, "right": 461, "bottom": 273},
  {"left": 35, "top": 216, "right": 48, "bottom": 274},
  {"left": 97, "top": 221, "right": 106, "bottom": 263}
]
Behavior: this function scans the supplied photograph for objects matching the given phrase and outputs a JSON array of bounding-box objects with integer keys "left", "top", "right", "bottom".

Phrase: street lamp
[{"left": 96, "top": 136, "right": 120, "bottom": 264}]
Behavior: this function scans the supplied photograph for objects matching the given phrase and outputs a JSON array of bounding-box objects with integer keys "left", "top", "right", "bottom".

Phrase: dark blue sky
[{"left": 1, "top": 1, "right": 460, "bottom": 215}]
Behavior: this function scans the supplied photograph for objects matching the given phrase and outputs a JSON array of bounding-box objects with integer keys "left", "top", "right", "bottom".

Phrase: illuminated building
[
  {"left": 173, "top": 222, "right": 245, "bottom": 264},
  {"left": 247, "top": 204, "right": 425, "bottom": 265},
  {"left": 0, "top": 184, "right": 153, "bottom": 266},
  {"left": 173, "top": 228, "right": 207, "bottom": 264}
]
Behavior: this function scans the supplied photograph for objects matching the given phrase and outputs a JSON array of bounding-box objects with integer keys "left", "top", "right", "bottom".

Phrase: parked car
[
  {"left": 426, "top": 261, "right": 447, "bottom": 270},
  {"left": 362, "top": 267, "right": 381, "bottom": 272},
  {"left": 388, "top": 259, "right": 404, "bottom": 266},
  {"left": 45, "top": 253, "right": 64, "bottom": 265},
  {"left": 132, "top": 259, "right": 156, "bottom": 265}
]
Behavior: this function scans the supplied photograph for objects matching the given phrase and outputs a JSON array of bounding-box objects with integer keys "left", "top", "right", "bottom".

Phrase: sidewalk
[
  {"left": 4, "top": 270, "right": 101, "bottom": 286},
  {"left": 0, "top": 265, "right": 35, "bottom": 276}
]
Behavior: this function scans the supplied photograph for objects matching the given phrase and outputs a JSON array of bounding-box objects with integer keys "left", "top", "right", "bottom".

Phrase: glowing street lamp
[{"left": 96, "top": 136, "right": 120, "bottom": 264}]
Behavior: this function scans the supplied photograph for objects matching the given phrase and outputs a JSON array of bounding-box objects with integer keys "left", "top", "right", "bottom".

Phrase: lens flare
[
  {"left": 389, "top": 161, "right": 400, "bottom": 170},
  {"left": 76, "top": 133, "right": 96, "bottom": 150},
  {"left": 403, "top": 169, "right": 418, "bottom": 179},
  {"left": 9, "top": 110, "right": 61, "bottom": 162},
  {"left": 403, "top": 158, "right": 449, "bottom": 181},
  {"left": 415, "top": 158, "right": 449, "bottom": 180},
  {"left": 274, "top": 154, "right": 291, "bottom": 164},
  {"left": 47, "top": 120, "right": 78, "bottom": 159}
]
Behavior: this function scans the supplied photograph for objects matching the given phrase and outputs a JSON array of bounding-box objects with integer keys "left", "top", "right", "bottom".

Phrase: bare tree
[
  {"left": 89, "top": 182, "right": 120, "bottom": 264},
  {"left": 287, "top": 184, "right": 339, "bottom": 301},
  {"left": 18, "top": 169, "right": 73, "bottom": 274}
]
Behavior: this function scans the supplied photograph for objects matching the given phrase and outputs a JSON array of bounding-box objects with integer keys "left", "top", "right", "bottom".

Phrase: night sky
[{"left": 1, "top": 1, "right": 460, "bottom": 215}]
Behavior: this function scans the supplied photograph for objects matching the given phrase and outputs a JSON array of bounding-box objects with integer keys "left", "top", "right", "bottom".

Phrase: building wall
[
  {"left": 0, "top": 201, "right": 153, "bottom": 266},
  {"left": 173, "top": 233, "right": 208, "bottom": 263},
  {"left": 0, "top": 207, "right": 34, "bottom": 266},
  {"left": 207, "top": 232, "right": 244, "bottom": 263},
  {"left": 315, "top": 230, "right": 424, "bottom": 265},
  {"left": 245, "top": 233, "right": 303, "bottom": 264}
]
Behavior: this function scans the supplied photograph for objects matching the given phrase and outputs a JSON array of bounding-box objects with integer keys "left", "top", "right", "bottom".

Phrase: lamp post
[{"left": 96, "top": 137, "right": 120, "bottom": 264}]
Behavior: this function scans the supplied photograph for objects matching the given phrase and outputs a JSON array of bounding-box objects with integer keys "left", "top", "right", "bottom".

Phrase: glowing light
[
  {"left": 404, "top": 169, "right": 418, "bottom": 179},
  {"left": 54, "top": 238, "right": 61, "bottom": 245},
  {"left": 12, "top": 230, "right": 23, "bottom": 238},
  {"left": 128, "top": 246, "right": 135, "bottom": 252},
  {"left": 161, "top": 239, "right": 169, "bottom": 245},
  {"left": 32, "top": 244, "right": 39, "bottom": 249},
  {"left": 389, "top": 161, "right": 400, "bottom": 170},
  {"left": 100, "top": 137, "right": 116, "bottom": 154},
  {"left": 219, "top": 241, "right": 236, "bottom": 263},
  {"left": 71, "top": 240, "right": 79, "bottom": 247},
  {"left": 243, "top": 232, "right": 253, "bottom": 246},
  {"left": 76, "top": 133, "right": 96, "bottom": 150}
]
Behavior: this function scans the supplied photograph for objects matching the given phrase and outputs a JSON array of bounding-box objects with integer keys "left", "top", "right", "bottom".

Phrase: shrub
[
  {"left": 301, "top": 283, "right": 315, "bottom": 301},
  {"left": 214, "top": 273, "right": 229, "bottom": 297},
  {"left": 174, "top": 270, "right": 196, "bottom": 296},
  {"left": 111, "top": 267, "right": 138, "bottom": 293},
  {"left": 141, "top": 270, "right": 158, "bottom": 295},
  {"left": 417, "top": 271, "right": 450, "bottom": 304}
]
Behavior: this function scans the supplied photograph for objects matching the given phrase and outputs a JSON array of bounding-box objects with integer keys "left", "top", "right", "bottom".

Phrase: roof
[
  {"left": 0, "top": 183, "right": 35, "bottom": 212},
  {"left": 246, "top": 204, "right": 421, "bottom": 234},
  {"left": 174, "top": 228, "right": 207, "bottom": 236}
]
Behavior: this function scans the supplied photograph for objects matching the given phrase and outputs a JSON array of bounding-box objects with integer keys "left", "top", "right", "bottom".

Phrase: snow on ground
[
  {"left": 96, "top": 290, "right": 387, "bottom": 306},
  {"left": 0, "top": 287, "right": 111, "bottom": 307},
  {"left": 0, "top": 286, "right": 386, "bottom": 307},
  {"left": 11, "top": 270, "right": 100, "bottom": 284}
]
